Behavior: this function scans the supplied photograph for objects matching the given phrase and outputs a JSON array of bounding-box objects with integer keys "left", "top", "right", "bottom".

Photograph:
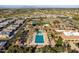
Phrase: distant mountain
[{"left": 0, "top": 5, "right": 79, "bottom": 8}]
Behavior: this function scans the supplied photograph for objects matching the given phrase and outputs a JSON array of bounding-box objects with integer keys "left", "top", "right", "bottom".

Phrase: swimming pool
[{"left": 35, "top": 30, "right": 44, "bottom": 43}]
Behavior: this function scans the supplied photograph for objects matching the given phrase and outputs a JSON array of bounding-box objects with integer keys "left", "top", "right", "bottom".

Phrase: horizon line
[{"left": 0, "top": 5, "right": 79, "bottom": 8}]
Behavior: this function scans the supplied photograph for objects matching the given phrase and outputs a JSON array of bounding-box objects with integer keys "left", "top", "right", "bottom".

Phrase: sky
[
  {"left": 0, "top": 0, "right": 79, "bottom": 5},
  {"left": 0, "top": 5, "right": 79, "bottom": 8},
  {"left": 0, "top": 0, "right": 79, "bottom": 8}
]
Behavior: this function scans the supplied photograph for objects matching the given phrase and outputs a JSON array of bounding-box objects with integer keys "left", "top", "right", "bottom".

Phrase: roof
[
  {"left": 63, "top": 31, "right": 79, "bottom": 36},
  {"left": 55, "top": 30, "right": 65, "bottom": 32},
  {"left": 0, "top": 34, "right": 9, "bottom": 39},
  {"left": 0, "top": 41, "right": 7, "bottom": 46},
  {"left": 61, "top": 31, "right": 79, "bottom": 40}
]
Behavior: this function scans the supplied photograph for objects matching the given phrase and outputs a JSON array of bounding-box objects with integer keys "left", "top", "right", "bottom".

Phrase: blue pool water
[{"left": 35, "top": 30, "right": 44, "bottom": 43}]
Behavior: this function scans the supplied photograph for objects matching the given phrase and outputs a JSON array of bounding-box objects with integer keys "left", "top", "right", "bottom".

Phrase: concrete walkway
[
  {"left": 69, "top": 41, "right": 79, "bottom": 52},
  {"left": 51, "top": 39, "right": 56, "bottom": 47}
]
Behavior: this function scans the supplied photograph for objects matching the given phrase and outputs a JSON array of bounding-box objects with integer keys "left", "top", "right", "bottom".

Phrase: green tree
[{"left": 56, "top": 37, "right": 63, "bottom": 47}]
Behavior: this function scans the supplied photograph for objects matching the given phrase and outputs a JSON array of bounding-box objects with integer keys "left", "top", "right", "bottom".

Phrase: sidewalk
[{"left": 69, "top": 41, "right": 79, "bottom": 52}]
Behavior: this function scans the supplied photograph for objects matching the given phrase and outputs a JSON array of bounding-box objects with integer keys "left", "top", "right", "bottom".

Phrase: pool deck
[{"left": 29, "top": 31, "right": 49, "bottom": 46}]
